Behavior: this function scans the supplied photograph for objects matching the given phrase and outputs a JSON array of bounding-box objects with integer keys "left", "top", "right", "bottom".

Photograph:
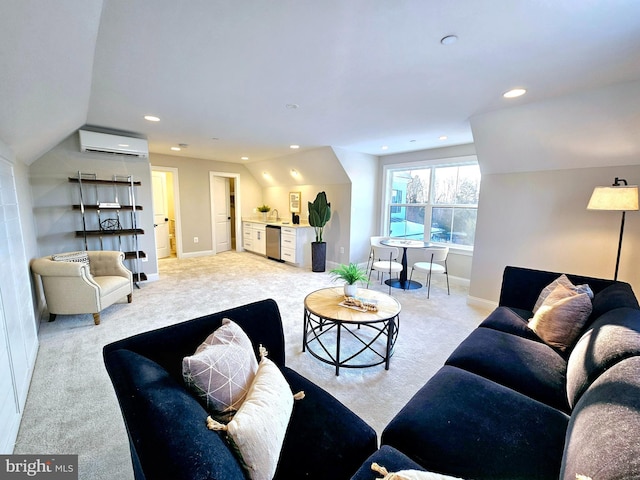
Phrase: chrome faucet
[{"left": 270, "top": 209, "right": 279, "bottom": 221}]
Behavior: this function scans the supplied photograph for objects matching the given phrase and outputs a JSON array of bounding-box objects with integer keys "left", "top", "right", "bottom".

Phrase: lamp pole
[
  {"left": 614, "top": 210, "right": 626, "bottom": 281},
  {"left": 613, "top": 177, "right": 627, "bottom": 281}
]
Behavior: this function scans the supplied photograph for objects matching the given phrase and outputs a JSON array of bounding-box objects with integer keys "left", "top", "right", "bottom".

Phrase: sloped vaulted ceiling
[
  {"left": 2, "top": 1, "right": 640, "bottom": 167},
  {"left": 0, "top": 0, "right": 103, "bottom": 164}
]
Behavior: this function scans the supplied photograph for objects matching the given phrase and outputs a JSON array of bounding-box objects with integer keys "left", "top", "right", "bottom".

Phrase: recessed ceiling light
[
  {"left": 144, "top": 115, "right": 160, "bottom": 122},
  {"left": 290, "top": 169, "right": 299, "bottom": 177},
  {"left": 503, "top": 88, "right": 527, "bottom": 98},
  {"left": 118, "top": 143, "right": 130, "bottom": 147},
  {"left": 290, "top": 144, "right": 300, "bottom": 149},
  {"left": 440, "top": 35, "right": 458, "bottom": 45},
  {"left": 439, "top": 135, "right": 448, "bottom": 141},
  {"left": 286, "top": 104, "right": 299, "bottom": 109},
  {"left": 171, "top": 147, "right": 181, "bottom": 151},
  {"left": 381, "top": 145, "right": 389, "bottom": 151},
  {"left": 241, "top": 156, "right": 249, "bottom": 160}
]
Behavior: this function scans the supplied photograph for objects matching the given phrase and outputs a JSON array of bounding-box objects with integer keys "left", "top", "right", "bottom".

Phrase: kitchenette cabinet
[
  {"left": 243, "top": 220, "right": 313, "bottom": 267},
  {"left": 243, "top": 221, "right": 266, "bottom": 256}
]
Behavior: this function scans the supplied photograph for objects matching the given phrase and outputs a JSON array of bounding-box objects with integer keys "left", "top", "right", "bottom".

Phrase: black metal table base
[
  {"left": 385, "top": 278, "right": 422, "bottom": 290},
  {"left": 303, "top": 310, "right": 399, "bottom": 376}
]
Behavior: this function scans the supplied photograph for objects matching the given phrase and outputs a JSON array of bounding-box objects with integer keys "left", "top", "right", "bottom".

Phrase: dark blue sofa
[
  {"left": 104, "top": 298, "right": 377, "bottom": 480},
  {"left": 352, "top": 266, "right": 640, "bottom": 480}
]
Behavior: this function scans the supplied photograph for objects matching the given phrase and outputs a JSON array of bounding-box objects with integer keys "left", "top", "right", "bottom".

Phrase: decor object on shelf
[
  {"left": 100, "top": 218, "right": 123, "bottom": 231},
  {"left": 308, "top": 191, "right": 331, "bottom": 272},
  {"left": 31, "top": 250, "right": 133, "bottom": 325},
  {"left": 330, "top": 263, "right": 369, "bottom": 297},
  {"left": 587, "top": 177, "right": 639, "bottom": 280}
]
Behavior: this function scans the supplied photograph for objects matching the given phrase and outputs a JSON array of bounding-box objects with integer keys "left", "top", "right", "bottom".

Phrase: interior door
[
  {"left": 152, "top": 171, "right": 170, "bottom": 259},
  {"left": 213, "top": 176, "right": 231, "bottom": 253}
]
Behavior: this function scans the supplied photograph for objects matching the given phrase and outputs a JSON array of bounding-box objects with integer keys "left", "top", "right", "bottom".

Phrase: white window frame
[{"left": 381, "top": 155, "right": 479, "bottom": 254}]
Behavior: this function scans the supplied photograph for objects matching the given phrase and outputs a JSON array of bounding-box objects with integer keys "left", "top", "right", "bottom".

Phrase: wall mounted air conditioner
[{"left": 79, "top": 130, "right": 149, "bottom": 158}]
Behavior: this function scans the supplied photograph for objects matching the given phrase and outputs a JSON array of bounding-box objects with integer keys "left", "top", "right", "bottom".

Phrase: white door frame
[
  {"left": 209, "top": 171, "right": 241, "bottom": 253},
  {"left": 151, "top": 166, "right": 183, "bottom": 258}
]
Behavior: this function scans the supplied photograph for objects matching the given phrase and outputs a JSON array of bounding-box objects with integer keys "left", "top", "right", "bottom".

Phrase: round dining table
[{"left": 379, "top": 238, "right": 432, "bottom": 290}]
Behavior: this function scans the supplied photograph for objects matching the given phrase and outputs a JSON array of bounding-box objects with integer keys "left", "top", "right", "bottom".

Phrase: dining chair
[
  {"left": 368, "top": 245, "right": 403, "bottom": 294},
  {"left": 408, "top": 247, "right": 450, "bottom": 298},
  {"left": 366, "top": 236, "right": 390, "bottom": 277}
]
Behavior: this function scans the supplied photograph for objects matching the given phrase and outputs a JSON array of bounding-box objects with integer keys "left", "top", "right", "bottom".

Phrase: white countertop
[{"left": 242, "top": 217, "right": 312, "bottom": 228}]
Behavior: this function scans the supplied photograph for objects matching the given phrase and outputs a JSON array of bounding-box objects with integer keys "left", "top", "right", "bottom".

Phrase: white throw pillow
[
  {"left": 371, "top": 462, "right": 465, "bottom": 480},
  {"left": 207, "top": 348, "right": 297, "bottom": 480},
  {"left": 183, "top": 319, "right": 258, "bottom": 422}
]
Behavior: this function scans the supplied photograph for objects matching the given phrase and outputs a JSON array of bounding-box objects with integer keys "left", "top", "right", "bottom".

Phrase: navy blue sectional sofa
[
  {"left": 352, "top": 266, "right": 640, "bottom": 480},
  {"left": 104, "top": 298, "right": 377, "bottom": 480}
]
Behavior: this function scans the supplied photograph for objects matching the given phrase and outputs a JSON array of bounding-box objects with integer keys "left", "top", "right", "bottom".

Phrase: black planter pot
[{"left": 311, "top": 242, "right": 327, "bottom": 272}]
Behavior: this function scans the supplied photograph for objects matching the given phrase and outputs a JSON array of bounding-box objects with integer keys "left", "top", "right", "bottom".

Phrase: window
[{"left": 386, "top": 161, "right": 480, "bottom": 248}]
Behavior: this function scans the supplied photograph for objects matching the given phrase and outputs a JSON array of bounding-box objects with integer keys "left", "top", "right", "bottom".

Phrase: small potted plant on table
[{"left": 329, "top": 263, "right": 369, "bottom": 297}]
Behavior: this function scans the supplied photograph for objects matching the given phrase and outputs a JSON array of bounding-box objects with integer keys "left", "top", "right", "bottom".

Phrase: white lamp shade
[{"left": 587, "top": 185, "right": 639, "bottom": 211}]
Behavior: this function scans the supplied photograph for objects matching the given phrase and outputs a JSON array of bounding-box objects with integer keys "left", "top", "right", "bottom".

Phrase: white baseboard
[
  {"left": 180, "top": 250, "right": 215, "bottom": 259},
  {"left": 466, "top": 295, "right": 497, "bottom": 310}
]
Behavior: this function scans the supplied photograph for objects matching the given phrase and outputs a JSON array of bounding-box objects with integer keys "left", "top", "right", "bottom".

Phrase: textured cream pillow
[
  {"left": 371, "top": 462, "right": 465, "bottom": 480},
  {"left": 207, "top": 348, "right": 299, "bottom": 480},
  {"left": 183, "top": 319, "right": 258, "bottom": 422},
  {"left": 528, "top": 284, "right": 592, "bottom": 352},
  {"left": 51, "top": 251, "right": 89, "bottom": 266},
  {"left": 532, "top": 274, "right": 593, "bottom": 313}
]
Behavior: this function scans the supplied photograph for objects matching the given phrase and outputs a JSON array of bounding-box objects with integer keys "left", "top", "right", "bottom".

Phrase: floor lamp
[{"left": 587, "top": 177, "right": 639, "bottom": 281}]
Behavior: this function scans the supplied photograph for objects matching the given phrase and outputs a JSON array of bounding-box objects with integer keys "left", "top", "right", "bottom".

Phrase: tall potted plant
[{"left": 308, "top": 191, "right": 331, "bottom": 272}]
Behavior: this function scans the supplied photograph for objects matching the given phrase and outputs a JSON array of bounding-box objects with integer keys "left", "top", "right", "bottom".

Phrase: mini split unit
[{"left": 79, "top": 130, "right": 149, "bottom": 158}]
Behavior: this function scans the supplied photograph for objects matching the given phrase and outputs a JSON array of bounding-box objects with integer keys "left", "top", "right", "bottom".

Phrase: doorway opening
[
  {"left": 151, "top": 166, "right": 181, "bottom": 259},
  {"left": 209, "top": 171, "right": 241, "bottom": 254}
]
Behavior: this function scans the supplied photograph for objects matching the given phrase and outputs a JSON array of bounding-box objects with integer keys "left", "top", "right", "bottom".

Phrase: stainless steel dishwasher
[{"left": 266, "top": 225, "right": 282, "bottom": 262}]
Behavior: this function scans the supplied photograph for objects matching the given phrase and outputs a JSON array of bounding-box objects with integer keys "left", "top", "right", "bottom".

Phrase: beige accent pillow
[
  {"left": 371, "top": 462, "right": 465, "bottom": 480},
  {"left": 532, "top": 274, "right": 593, "bottom": 313},
  {"left": 207, "top": 351, "right": 295, "bottom": 480},
  {"left": 528, "top": 284, "right": 592, "bottom": 352},
  {"left": 182, "top": 319, "right": 258, "bottom": 422}
]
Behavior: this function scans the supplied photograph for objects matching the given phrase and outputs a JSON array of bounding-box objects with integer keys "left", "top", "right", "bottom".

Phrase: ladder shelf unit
[{"left": 69, "top": 172, "right": 147, "bottom": 285}]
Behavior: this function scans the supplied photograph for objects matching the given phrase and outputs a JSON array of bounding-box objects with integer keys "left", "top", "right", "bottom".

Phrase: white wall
[
  {"left": 470, "top": 166, "right": 640, "bottom": 303},
  {"left": 469, "top": 81, "right": 640, "bottom": 304},
  {"left": 333, "top": 147, "right": 379, "bottom": 264}
]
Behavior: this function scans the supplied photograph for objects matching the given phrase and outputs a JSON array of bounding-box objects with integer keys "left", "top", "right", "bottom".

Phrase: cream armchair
[{"left": 31, "top": 250, "right": 133, "bottom": 325}]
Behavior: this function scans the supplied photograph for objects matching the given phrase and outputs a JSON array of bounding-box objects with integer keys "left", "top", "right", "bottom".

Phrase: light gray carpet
[{"left": 14, "top": 251, "right": 491, "bottom": 479}]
